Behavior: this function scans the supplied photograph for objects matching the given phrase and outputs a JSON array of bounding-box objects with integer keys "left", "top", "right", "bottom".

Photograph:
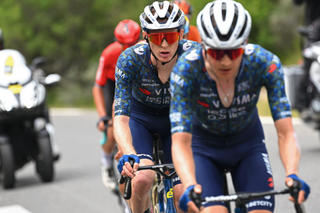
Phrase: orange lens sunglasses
[{"left": 147, "top": 32, "right": 180, "bottom": 45}]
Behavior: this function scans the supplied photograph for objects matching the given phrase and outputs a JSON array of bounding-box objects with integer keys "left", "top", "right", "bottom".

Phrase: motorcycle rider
[
  {"left": 293, "top": 0, "right": 320, "bottom": 119},
  {"left": 92, "top": 19, "right": 141, "bottom": 191}
]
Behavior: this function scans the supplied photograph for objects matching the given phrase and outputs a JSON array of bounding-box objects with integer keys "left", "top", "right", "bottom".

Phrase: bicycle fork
[{"left": 157, "top": 178, "right": 176, "bottom": 213}]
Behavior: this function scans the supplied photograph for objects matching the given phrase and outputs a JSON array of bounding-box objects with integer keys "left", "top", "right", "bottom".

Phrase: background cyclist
[
  {"left": 169, "top": 0, "right": 310, "bottom": 212},
  {"left": 114, "top": 1, "right": 200, "bottom": 212},
  {"left": 173, "top": 0, "right": 201, "bottom": 43},
  {"left": 92, "top": 19, "right": 141, "bottom": 192}
]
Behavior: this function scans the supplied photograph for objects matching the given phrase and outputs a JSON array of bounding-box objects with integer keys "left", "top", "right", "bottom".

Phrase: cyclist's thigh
[
  {"left": 103, "top": 79, "right": 115, "bottom": 116},
  {"left": 129, "top": 118, "right": 153, "bottom": 161},
  {"left": 193, "top": 153, "right": 226, "bottom": 208},
  {"left": 232, "top": 149, "right": 274, "bottom": 212}
]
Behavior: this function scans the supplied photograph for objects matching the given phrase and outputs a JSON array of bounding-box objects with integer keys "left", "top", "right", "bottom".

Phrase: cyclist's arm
[
  {"left": 114, "top": 115, "right": 136, "bottom": 155},
  {"left": 274, "top": 117, "right": 300, "bottom": 176},
  {"left": 172, "top": 132, "right": 196, "bottom": 187}
]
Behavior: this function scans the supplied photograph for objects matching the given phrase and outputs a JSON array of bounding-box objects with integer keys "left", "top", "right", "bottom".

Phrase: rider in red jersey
[{"left": 92, "top": 19, "right": 141, "bottom": 192}]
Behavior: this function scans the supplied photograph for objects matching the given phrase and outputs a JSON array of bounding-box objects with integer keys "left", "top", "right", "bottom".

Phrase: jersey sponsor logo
[
  {"left": 268, "top": 64, "right": 277, "bottom": 73},
  {"left": 139, "top": 87, "right": 151, "bottom": 95},
  {"left": 142, "top": 78, "right": 160, "bottom": 86},
  {"left": 185, "top": 49, "right": 199, "bottom": 61},
  {"left": 171, "top": 73, "right": 184, "bottom": 87},
  {"left": 116, "top": 68, "right": 126, "bottom": 79},
  {"left": 142, "top": 83, "right": 160, "bottom": 86},
  {"left": 246, "top": 201, "right": 273, "bottom": 209},
  {"left": 245, "top": 44, "right": 255, "bottom": 55},
  {"left": 280, "top": 111, "right": 291, "bottom": 117},
  {"left": 200, "top": 93, "right": 217, "bottom": 97},
  {"left": 279, "top": 97, "right": 288, "bottom": 103},
  {"left": 262, "top": 153, "right": 273, "bottom": 176},
  {"left": 155, "top": 88, "right": 171, "bottom": 95},
  {"left": 232, "top": 94, "right": 258, "bottom": 106},
  {"left": 115, "top": 109, "right": 123, "bottom": 114},
  {"left": 146, "top": 96, "right": 171, "bottom": 104},
  {"left": 114, "top": 98, "right": 121, "bottom": 106},
  {"left": 197, "top": 100, "right": 210, "bottom": 107},
  {"left": 183, "top": 41, "right": 192, "bottom": 51},
  {"left": 210, "top": 94, "right": 257, "bottom": 109},
  {"left": 134, "top": 46, "right": 145, "bottom": 55},
  {"left": 268, "top": 177, "right": 274, "bottom": 188},
  {"left": 272, "top": 55, "right": 280, "bottom": 63},
  {"left": 171, "top": 126, "right": 185, "bottom": 133},
  {"left": 170, "top": 112, "right": 181, "bottom": 122},
  {"left": 237, "top": 81, "right": 250, "bottom": 92},
  {"left": 206, "top": 107, "right": 246, "bottom": 120}
]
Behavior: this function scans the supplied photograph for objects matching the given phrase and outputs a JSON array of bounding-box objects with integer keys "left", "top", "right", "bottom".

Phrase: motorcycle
[
  {"left": 284, "top": 26, "right": 320, "bottom": 131},
  {"left": 0, "top": 49, "right": 60, "bottom": 189}
]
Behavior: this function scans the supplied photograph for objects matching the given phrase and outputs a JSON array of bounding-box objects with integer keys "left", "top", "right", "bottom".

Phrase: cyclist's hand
[
  {"left": 117, "top": 154, "right": 140, "bottom": 178},
  {"left": 286, "top": 174, "right": 310, "bottom": 204},
  {"left": 179, "top": 184, "right": 203, "bottom": 213}
]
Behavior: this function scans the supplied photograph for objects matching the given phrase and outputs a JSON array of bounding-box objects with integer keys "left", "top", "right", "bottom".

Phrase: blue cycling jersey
[
  {"left": 115, "top": 40, "right": 201, "bottom": 117},
  {"left": 170, "top": 44, "right": 292, "bottom": 135}
]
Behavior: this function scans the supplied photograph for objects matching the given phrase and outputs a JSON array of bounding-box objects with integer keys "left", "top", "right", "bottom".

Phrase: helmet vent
[
  {"left": 222, "top": 2, "right": 226, "bottom": 21},
  {"left": 201, "top": 14, "right": 212, "bottom": 39},
  {"left": 237, "top": 14, "right": 247, "bottom": 39}
]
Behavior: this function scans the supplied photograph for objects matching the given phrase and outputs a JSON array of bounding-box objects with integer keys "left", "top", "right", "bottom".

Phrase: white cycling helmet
[
  {"left": 139, "top": 1, "right": 185, "bottom": 32},
  {"left": 197, "top": 0, "right": 251, "bottom": 49}
]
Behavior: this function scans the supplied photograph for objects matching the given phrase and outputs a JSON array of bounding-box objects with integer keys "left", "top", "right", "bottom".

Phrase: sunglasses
[
  {"left": 147, "top": 32, "right": 180, "bottom": 46},
  {"left": 207, "top": 47, "right": 244, "bottom": 60}
]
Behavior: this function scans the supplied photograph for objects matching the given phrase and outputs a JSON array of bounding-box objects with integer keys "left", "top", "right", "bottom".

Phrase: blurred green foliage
[{"left": 0, "top": 0, "right": 305, "bottom": 107}]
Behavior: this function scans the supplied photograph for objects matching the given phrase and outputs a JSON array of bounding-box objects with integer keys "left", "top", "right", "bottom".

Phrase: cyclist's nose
[
  {"left": 220, "top": 54, "right": 232, "bottom": 66},
  {"left": 160, "top": 38, "right": 169, "bottom": 47}
]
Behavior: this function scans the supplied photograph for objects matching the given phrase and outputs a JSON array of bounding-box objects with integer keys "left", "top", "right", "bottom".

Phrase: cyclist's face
[
  {"left": 144, "top": 29, "right": 183, "bottom": 63},
  {"left": 203, "top": 48, "right": 243, "bottom": 81}
]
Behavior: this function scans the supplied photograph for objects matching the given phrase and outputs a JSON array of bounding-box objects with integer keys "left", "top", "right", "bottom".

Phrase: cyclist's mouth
[{"left": 160, "top": 51, "right": 170, "bottom": 58}]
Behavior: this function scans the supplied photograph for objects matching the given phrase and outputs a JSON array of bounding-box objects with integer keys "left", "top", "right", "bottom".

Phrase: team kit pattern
[
  {"left": 114, "top": 39, "right": 200, "bottom": 116},
  {"left": 170, "top": 44, "right": 292, "bottom": 135}
]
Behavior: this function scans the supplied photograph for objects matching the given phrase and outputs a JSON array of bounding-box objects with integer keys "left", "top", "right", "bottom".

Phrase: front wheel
[
  {"left": 0, "top": 143, "right": 16, "bottom": 189},
  {"left": 35, "top": 131, "right": 54, "bottom": 182}
]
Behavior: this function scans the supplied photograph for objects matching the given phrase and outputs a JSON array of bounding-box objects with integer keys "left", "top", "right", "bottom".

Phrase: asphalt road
[{"left": 0, "top": 109, "right": 318, "bottom": 213}]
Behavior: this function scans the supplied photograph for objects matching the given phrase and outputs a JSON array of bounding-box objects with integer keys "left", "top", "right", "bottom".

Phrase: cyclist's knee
[{"left": 132, "top": 171, "right": 154, "bottom": 194}]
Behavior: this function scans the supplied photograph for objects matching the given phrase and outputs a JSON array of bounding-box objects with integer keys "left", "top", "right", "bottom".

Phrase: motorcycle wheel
[
  {"left": 35, "top": 134, "right": 54, "bottom": 182},
  {"left": 0, "top": 143, "right": 15, "bottom": 189}
]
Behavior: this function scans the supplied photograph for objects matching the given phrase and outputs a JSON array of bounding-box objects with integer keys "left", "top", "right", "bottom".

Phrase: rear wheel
[
  {"left": 0, "top": 143, "right": 15, "bottom": 189},
  {"left": 36, "top": 133, "right": 54, "bottom": 182}
]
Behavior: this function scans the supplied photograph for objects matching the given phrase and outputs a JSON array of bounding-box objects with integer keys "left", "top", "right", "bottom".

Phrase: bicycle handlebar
[
  {"left": 120, "top": 163, "right": 176, "bottom": 200},
  {"left": 198, "top": 179, "right": 306, "bottom": 213}
]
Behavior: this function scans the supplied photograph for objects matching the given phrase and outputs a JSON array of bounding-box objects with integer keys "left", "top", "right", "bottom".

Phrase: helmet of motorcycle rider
[
  {"left": 173, "top": 0, "right": 193, "bottom": 20},
  {"left": 114, "top": 19, "right": 141, "bottom": 46},
  {"left": 197, "top": 0, "right": 251, "bottom": 50},
  {"left": 0, "top": 28, "right": 4, "bottom": 50},
  {"left": 139, "top": 1, "right": 185, "bottom": 33}
]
